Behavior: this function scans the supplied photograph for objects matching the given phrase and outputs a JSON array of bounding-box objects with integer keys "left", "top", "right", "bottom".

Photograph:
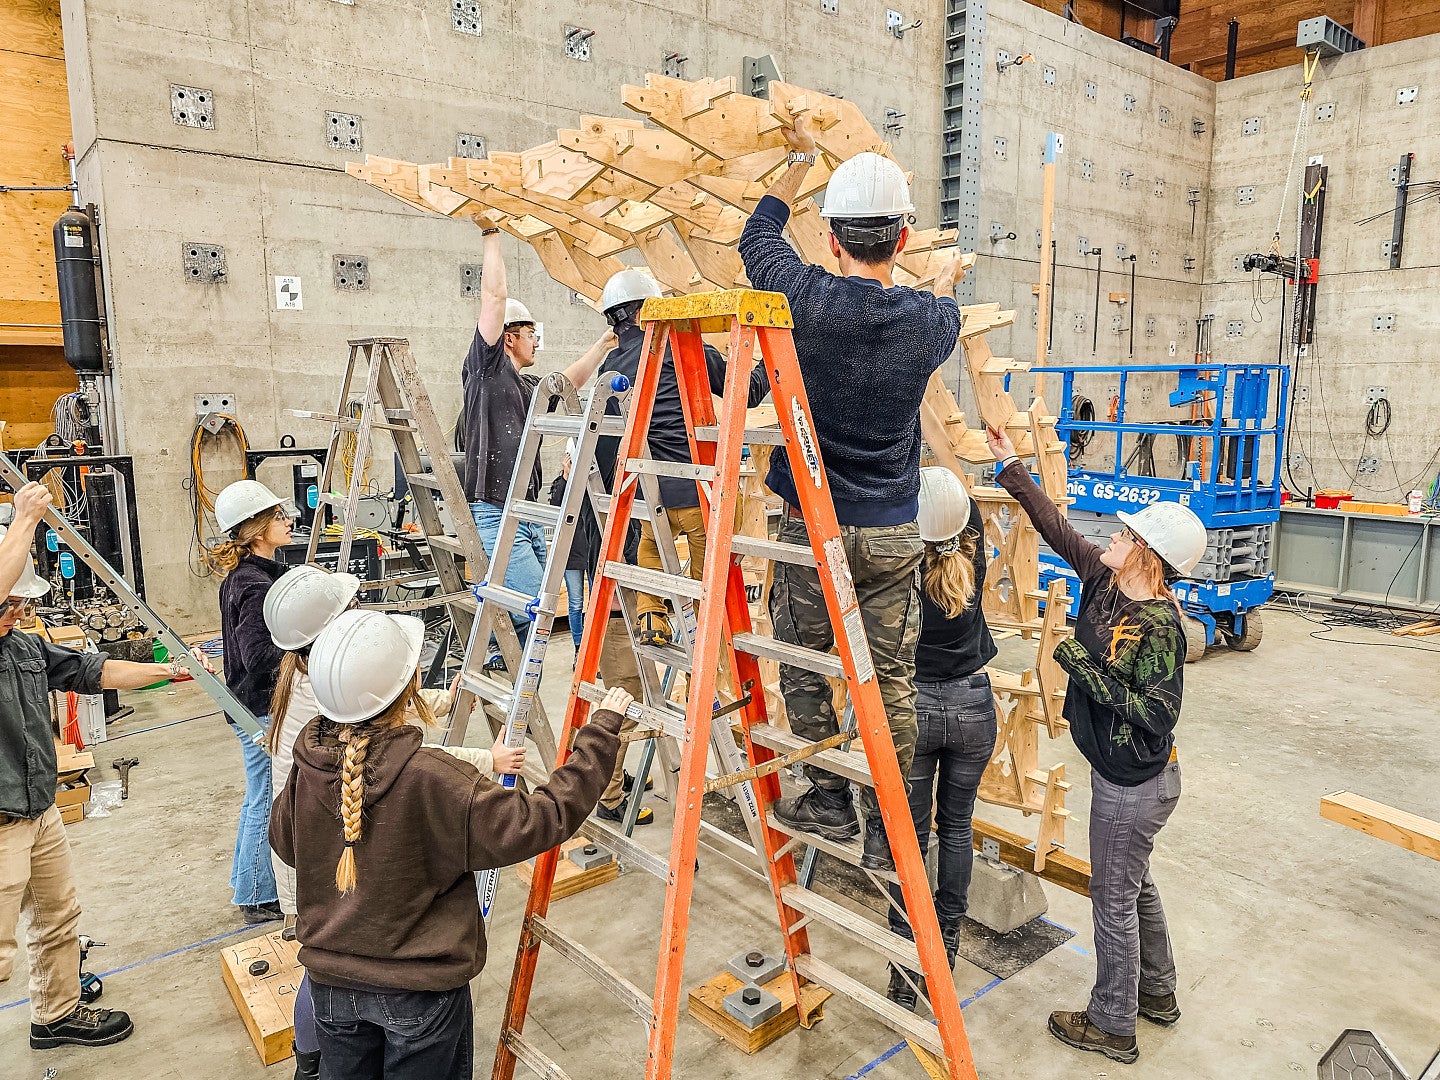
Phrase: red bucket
[{"left": 1315, "top": 489, "right": 1353, "bottom": 509}]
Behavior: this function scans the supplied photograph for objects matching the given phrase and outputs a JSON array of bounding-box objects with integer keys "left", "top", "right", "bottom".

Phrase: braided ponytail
[
  {"left": 335, "top": 726, "right": 370, "bottom": 894},
  {"left": 328, "top": 669, "right": 424, "bottom": 894}
]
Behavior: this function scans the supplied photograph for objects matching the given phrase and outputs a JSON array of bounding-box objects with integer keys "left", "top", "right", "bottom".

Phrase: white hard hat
[
  {"left": 600, "top": 268, "right": 662, "bottom": 317},
  {"left": 1118, "top": 503, "right": 1207, "bottom": 577},
  {"left": 819, "top": 153, "right": 914, "bottom": 219},
  {"left": 0, "top": 526, "right": 51, "bottom": 599},
  {"left": 504, "top": 298, "right": 534, "bottom": 327},
  {"left": 917, "top": 467, "right": 972, "bottom": 543},
  {"left": 308, "top": 609, "right": 425, "bottom": 725},
  {"left": 264, "top": 566, "right": 362, "bottom": 650},
  {"left": 214, "top": 479, "right": 285, "bottom": 534}
]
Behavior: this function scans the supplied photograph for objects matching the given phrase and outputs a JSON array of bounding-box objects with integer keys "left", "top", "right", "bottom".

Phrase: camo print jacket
[{"left": 998, "top": 463, "right": 1184, "bottom": 787}]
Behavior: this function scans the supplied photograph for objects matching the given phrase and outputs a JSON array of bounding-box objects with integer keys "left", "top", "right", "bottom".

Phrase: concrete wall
[
  {"left": 966, "top": 0, "right": 1216, "bottom": 474},
  {"left": 59, "top": 0, "right": 949, "bottom": 629},
  {"left": 1202, "top": 34, "right": 1440, "bottom": 500}
]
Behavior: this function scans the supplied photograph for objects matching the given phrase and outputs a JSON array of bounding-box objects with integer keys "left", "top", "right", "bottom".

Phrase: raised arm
[
  {"left": 986, "top": 425, "right": 1106, "bottom": 583},
  {"left": 560, "top": 329, "right": 619, "bottom": 391},
  {"left": 0, "top": 483, "right": 52, "bottom": 598},
  {"left": 474, "top": 212, "right": 507, "bottom": 348}
]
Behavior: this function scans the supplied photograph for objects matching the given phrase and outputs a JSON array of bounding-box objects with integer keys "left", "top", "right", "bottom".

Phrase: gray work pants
[{"left": 1087, "top": 758, "right": 1181, "bottom": 1037}]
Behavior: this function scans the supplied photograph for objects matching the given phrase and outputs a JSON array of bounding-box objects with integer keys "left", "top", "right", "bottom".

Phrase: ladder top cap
[{"left": 638, "top": 289, "right": 794, "bottom": 332}]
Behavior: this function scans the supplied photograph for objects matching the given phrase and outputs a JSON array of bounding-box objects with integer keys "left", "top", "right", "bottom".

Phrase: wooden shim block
[
  {"left": 1320, "top": 791, "right": 1440, "bottom": 863},
  {"left": 687, "top": 970, "right": 831, "bottom": 1054},
  {"left": 972, "top": 817, "right": 1092, "bottom": 896},
  {"left": 1390, "top": 618, "right": 1440, "bottom": 636},
  {"left": 516, "top": 838, "right": 620, "bottom": 900},
  {"left": 220, "top": 929, "right": 304, "bottom": 1065}
]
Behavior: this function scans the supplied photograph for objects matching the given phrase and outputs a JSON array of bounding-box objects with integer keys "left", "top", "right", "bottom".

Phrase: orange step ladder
[{"left": 492, "top": 289, "right": 981, "bottom": 1080}]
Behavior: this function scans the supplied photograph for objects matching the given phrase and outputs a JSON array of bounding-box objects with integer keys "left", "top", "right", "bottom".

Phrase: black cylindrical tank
[{"left": 53, "top": 207, "right": 105, "bottom": 372}]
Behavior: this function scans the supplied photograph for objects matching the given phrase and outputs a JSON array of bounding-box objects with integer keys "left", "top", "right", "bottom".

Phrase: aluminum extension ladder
[
  {"left": 493, "top": 290, "right": 981, "bottom": 1080},
  {"left": 290, "top": 337, "right": 556, "bottom": 772},
  {"left": 454, "top": 362, "right": 768, "bottom": 915}
]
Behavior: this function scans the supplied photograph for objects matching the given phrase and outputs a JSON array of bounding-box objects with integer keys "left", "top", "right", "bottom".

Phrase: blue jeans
[
  {"left": 888, "top": 672, "right": 997, "bottom": 938},
  {"left": 229, "top": 720, "right": 278, "bottom": 907},
  {"left": 311, "top": 980, "right": 473, "bottom": 1080},
  {"left": 564, "top": 567, "right": 591, "bottom": 649},
  {"left": 471, "top": 500, "right": 548, "bottom": 640}
]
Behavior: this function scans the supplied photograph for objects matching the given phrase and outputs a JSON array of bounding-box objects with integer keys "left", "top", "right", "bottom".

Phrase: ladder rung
[
  {"left": 528, "top": 916, "right": 653, "bottom": 1022},
  {"left": 502, "top": 1029, "right": 573, "bottom": 1080},
  {"left": 780, "top": 884, "right": 921, "bottom": 972},
  {"left": 404, "top": 472, "right": 444, "bottom": 490},
  {"left": 793, "top": 954, "right": 942, "bottom": 1056},
  {"left": 474, "top": 581, "right": 537, "bottom": 614},
  {"left": 634, "top": 640, "right": 691, "bottom": 672},
  {"left": 624, "top": 458, "right": 717, "bottom": 482},
  {"left": 575, "top": 681, "right": 687, "bottom": 740},
  {"left": 511, "top": 499, "right": 562, "bottom": 528},
  {"left": 602, "top": 561, "right": 704, "bottom": 601},
  {"left": 459, "top": 672, "right": 515, "bottom": 711},
  {"left": 750, "top": 725, "right": 872, "bottom": 787},
  {"left": 288, "top": 408, "right": 417, "bottom": 433},
  {"left": 695, "top": 424, "right": 785, "bottom": 446},
  {"left": 731, "top": 632, "right": 845, "bottom": 679},
  {"left": 575, "top": 818, "right": 669, "bottom": 881},
  {"left": 532, "top": 415, "right": 628, "bottom": 438},
  {"left": 427, "top": 534, "right": 466, "bottom": 556},
  {"left": 730, "top": 534, "right": 818, "bottom": 567},
  {"left": 765, "top": 818, "right": 896, "bottom": 882}
]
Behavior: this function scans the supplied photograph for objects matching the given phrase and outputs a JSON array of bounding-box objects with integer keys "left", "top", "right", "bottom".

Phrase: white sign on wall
[{"left": 275, "top": 276, "right": 303, "bottom": 310}]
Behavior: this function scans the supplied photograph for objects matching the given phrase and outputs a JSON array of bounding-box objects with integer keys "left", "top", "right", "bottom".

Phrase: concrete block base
[{"left": 966, "top": 857, "right": 1049, "bottom": 934}]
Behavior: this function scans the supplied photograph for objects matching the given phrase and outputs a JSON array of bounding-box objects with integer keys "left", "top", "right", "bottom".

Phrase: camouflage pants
[{"left": 769, "top": 511, "right": 922, "bottom": 820}]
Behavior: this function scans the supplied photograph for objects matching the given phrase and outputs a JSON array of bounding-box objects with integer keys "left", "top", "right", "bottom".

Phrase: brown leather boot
[
  {"left": 1047, "top": 1010, "right": 1138, "bottom": 1064},
  {"left": 1138, "top": 991, "right": 1181, "bottom": 1026}
]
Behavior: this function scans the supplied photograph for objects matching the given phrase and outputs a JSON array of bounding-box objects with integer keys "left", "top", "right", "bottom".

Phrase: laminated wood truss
[{"left": 350, "top": 73, "right": 1083, "bottom": 882}]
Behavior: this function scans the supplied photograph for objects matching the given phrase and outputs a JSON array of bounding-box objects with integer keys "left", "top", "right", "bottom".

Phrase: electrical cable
[
  {"left": 1364, "top": 397, "right": 1391, "bottom": 438},
  {"left": 1068, "top": 396, "right": 1094, "bottom": 457},
  {"left": 187, "top": 414, "right": 250, "bottom": 576}
]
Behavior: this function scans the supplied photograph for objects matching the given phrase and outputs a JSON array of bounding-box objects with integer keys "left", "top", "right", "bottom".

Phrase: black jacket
[
  {"left": 218, "top": 554, "right": 290, "bottom": 717},
  {"left": 0, "top": 629, "right": 106, "bottom": 818}
]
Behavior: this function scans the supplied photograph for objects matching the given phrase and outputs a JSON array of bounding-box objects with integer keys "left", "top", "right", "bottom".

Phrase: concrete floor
[{"left": 4, "top": 604, "right": 1438, "bottom": 1079}]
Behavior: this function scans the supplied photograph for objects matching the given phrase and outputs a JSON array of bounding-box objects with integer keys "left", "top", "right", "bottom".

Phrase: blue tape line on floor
[
  {"left": 1039, "top": 914, "right": 1090, "bottom": 956},
  {"left": 0, "top": 922, "right": 260, "bottom": 1012},
  {"left": 842, "top": 975, "right": 1003, "bottom": 1079}
]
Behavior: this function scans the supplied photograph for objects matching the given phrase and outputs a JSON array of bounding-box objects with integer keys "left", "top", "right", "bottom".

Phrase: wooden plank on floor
[
  {"left": 972, "top": 817, "right": 1092, "bottom": 896},
  {"left": 1321, "top": 791, "right": 1440, "bottom": 863}
]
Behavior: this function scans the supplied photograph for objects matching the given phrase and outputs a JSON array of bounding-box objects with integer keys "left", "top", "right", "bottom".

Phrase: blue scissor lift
[{"left": 1016, "top": 363, "right": 1289, "bottom": 660}]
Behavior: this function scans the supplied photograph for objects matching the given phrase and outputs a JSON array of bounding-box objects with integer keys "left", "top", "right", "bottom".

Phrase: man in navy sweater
[{"left": 739, "top": 118, "right": 966, "bottom": 870}]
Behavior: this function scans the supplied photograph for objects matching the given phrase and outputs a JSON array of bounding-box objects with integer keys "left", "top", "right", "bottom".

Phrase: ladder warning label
[
  {"left": 823, "top": 537, "right": 856, "bottom": 610},
  {"left": 841, "top": 608, "right": 875, "bottom": 684},
  {"left": 791, "top": 399, "right": 823, "bottom": 488}
]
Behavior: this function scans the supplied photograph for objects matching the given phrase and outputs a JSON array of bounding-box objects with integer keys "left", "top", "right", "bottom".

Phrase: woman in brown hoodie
[{"left": 270, "top": 609, "right": 629, "bottom": 1079}]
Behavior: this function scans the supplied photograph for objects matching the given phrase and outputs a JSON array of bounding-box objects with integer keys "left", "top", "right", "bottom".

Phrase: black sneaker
[
  {"left": 769, "top": 787, "right": 858, "bottom": 841},
  {"left": 31, "top": 1004, "right": 134, "bottom": 1049},
  {"left": 1048, "top": 1010, "right": 1138, "bottom": 1064},
  {"left": 596, "top": 799, "right": 654, "bottom": 826},
  {"left": 1138, "top": 990, "right": 1181, "bottom": 1026},
  {"left": 885, "top": 964, "right": 918, "bottom": 1012},
  {"left": 241, "top": 901, "right": 283, "bottom": 924},
  {"left": 622, "top": 770, "right": 655, "bottom": 794},
  {"left": 860, "top": 816, "right": 894, "bottom": 872}
]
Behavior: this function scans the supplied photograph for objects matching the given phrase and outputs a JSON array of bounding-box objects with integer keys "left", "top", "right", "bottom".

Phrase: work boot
[
  {"left": 769, "top": 786, "right": 858, "bottom": 841},
  {"left": 1047, "top": 1010, "right": 1138, "bottom": 1064},
  {"left": 622, "top": 770, "right": 654, "bottom": 794},
  {"left": 860, "top": 815, "right": 894, "bottom": 872},
  {"left": 241, "top": 901, "right": 283, "bottom": 925},
  {"left": 1138, "top": 991, "right": 1181, "bottom": 1026},
  {"left": 941, "top": 924, "right": 962, "bottom": 971},
  {"left": 596, "top": 798, "right": 654, "bottom": 826},
  {"left": 885, "top": 964, "right": 918, "bottom": 1012},
  {"left": 636, "top": 612, "right": 673, "bottom": 648},
  {"left": 31, "top": 1004, "right": 134, "bottom": 1049},
  {"left": 293, "top": 1045, "right": 321, "bottom": 1080}
]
